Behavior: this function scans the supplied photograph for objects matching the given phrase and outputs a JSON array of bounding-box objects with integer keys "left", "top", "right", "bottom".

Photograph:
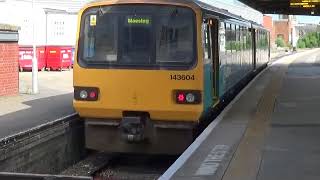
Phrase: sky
[
  {"left": 294, "top": 16, "right": 320, "bottom": 24},
  {"left": 219, "top": 0, "right": 320, "bottom": 24}
]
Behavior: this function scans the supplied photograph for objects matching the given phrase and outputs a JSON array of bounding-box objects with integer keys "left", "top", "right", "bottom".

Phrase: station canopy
[{"left": 239, "top": 0, "right": 320, "bottom": 15}]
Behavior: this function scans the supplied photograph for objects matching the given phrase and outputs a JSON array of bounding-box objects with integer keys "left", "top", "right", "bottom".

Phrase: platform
[
  {"left": 0, "top": 71, "right": 74, "bottom": 139},
  {"left": 161, "top": 49, "right": 320, "bottom": 180}
]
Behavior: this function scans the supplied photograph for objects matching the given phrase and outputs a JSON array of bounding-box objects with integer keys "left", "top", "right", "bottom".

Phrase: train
[{"left": 73, "top": 0, "right": 270, "bottom": 154}]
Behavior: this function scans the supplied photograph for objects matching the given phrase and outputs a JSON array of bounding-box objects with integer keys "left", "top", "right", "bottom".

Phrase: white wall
[
  {"left": 0, "top": 1, "right": 47, "bottom": 45},
  {"left": 3, "top": 0, "right": 88, "bottom": 13},
  {"left": 46, "top": 14, "right": 78, "bottom": 46},
  {"left": 0, "top": 0, "right": 82, "bottom": 46}
]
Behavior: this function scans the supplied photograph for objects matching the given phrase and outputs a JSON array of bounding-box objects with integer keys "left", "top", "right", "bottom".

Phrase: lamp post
[{"left": 32, "top": 0, "right": 39, "bottom": 94}]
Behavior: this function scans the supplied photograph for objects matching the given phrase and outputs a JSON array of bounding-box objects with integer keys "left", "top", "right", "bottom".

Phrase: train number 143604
[{"left": 170, "top": 74, "right": 195, "bottom": 81}]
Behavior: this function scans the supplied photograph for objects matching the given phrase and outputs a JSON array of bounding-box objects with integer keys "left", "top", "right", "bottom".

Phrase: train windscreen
[{"left": 79, "top": 5, "right": 196, "bottom": 69}]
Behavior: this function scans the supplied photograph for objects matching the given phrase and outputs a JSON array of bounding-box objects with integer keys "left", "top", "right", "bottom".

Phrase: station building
[
  {"left": 0, "top": 0, "right": 88, "bottom": 96},
  {"left": 263, "top": 15, "right": 276, "bottom": 47},
  {"left": 273, "top": 15, "right": 298, "bottom": 47},
  {"left": 0, "top": 24, "right": 19, "bottom": 96}
]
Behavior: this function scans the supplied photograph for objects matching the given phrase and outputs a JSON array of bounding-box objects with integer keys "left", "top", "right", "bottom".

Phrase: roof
[{"left": 0, "top": 24, "right": 20, "bottom": 32}]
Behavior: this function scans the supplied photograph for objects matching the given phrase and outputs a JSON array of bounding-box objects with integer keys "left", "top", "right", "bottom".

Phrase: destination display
[
  {"left": 290, "top": 0, "right": 320, "bottom": 8},
  {"left": 125, "top": 16, "right": 152, "bottom": 26}
]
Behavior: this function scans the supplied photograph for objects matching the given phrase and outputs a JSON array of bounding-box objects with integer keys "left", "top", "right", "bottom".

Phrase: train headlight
[
  {"left": 74, "top": 87, "right": 99, "bottom": 101},
  {"left": 80, "top": 90, "right": 88, "bottom": 99},
  {"left": 175, "top": 90, "right": 201, "bottom": 104},
  {"left": 186, "top": 93, "right": 195, "bottom": 103}
]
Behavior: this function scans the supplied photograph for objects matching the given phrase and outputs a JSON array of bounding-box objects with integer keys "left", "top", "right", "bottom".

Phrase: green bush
[
  {"left": 297, "top": 32, "right": 320, "bottom": 49},
  {"left": 310, "top": 36, "right": 318, "bottom": 47},
  {"left": 297, "top": 39, "right": 306, "bottom": 48},
  {"left": 276, "top": 37, "right": 285, "bottom": 47}
]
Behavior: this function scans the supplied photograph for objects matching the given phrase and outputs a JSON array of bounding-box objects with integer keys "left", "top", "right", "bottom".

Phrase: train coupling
[{"left": 120, "top": 116, "right": 146, "bottom": 142}]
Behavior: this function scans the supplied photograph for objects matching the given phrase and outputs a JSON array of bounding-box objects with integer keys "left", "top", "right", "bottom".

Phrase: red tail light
[
  {"left": 89, "top": 91, "right": 97, "bottom": 98},
  {"left": 177, "top": 93, "right": 185, "bottom": 102}
]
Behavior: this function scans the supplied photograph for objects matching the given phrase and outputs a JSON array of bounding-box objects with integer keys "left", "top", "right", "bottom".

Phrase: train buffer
[{"left": 161, "top": 49, "right": 320, "bottom": 180}]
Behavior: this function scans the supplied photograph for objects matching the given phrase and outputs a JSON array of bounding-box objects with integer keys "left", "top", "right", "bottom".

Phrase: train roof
[
  {"left": 193, "top": 0, "right": 266, "bottom": 29},
  {"left": 85, "top": 0, "right": 265, "bottom": 28}
]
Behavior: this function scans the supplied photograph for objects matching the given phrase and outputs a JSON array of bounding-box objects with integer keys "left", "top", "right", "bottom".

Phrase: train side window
[
  {"left": 225, "top": 22, "right": 232, "bottom": 67},
  {"left": 236, "top": 25, "right": 240, "bottom": 52},
  {"left": 241, "top": 26, "right": 245, "bottom": 51},
  {"left": 231, "top": 24, "right": 236, "bottom": 53},
  {"left": 203, "top": 19, "right": 212, "bottom": 60},
  {"left": 225, "top": 23, "right": 231, "bottom": 54},
  {"left": 244, "top": 27, "right": 249, "bottom": 62},
  {"left": 235, "top": 24, "right": 239, "bottom": 65},
  {"left": 219, "top": 22, "right": 226, "bottom": 54},
  {"left": 240, "top": 26, "right": 243, "bottom": 64}
]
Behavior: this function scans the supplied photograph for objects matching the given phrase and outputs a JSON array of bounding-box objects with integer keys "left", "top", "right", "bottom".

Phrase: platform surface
[
  {"left": 0, "top": 71, "right": 74, "bottom": 139},
  {"left": 161, "top": 49, "right": 320, "bottom": 180}
]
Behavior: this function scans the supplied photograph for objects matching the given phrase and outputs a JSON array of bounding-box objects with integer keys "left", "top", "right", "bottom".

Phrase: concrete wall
[
  {"left": 0, "top": 24, "right": 19, "bottom": 96},
  {"left": 0, "top": 115, "right": 86, "bottom": 174}
]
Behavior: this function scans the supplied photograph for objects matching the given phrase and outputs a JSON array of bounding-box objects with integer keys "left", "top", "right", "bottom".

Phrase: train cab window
[
  {"left": 88, "top": 15, "right": 118, "bottom": 62},
  {"left": 155, "top": 11, "right": 194, "bottom": 64},
  {"left": 122, "top": 17, "right": 152, "bottom": 64},
  {"left": 79, "top": 5, "right": 196, "bottom": 69}
]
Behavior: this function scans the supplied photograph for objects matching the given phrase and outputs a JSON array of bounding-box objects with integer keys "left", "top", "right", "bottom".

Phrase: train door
[
  {"left": 203, "top": 18, "right": 218, "bottom": 108},
  {"left": 210, "top": 19, "right": 219, "bottom": 99}
]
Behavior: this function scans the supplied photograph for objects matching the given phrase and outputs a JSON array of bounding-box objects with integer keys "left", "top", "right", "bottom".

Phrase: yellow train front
[{"left": 73, "top": 0, "right": 269, "bottom": 154}]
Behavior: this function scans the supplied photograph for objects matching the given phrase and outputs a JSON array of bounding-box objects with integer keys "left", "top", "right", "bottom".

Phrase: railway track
[
  {"left": 93, "top": 154, "right": 177, "bottom": 180},
  {"left": 62, "top": 152, "right": 178, "bottom": 180}
]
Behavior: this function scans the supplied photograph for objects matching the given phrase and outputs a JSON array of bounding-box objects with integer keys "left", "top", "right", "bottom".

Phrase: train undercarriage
[{"left": 85, "top": 115, "right": 197, "bottom": 154}]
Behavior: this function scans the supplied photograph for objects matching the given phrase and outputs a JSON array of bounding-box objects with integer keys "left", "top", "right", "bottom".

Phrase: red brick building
[
  {"left": 263, "top": 15, "right": 275, "bottom": 47},
  {"left": 273, "top": 15, "right": 296, "bottom": 46},
  {"left": 0, "top": 24, "right": 19, "bottom": 96}
]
